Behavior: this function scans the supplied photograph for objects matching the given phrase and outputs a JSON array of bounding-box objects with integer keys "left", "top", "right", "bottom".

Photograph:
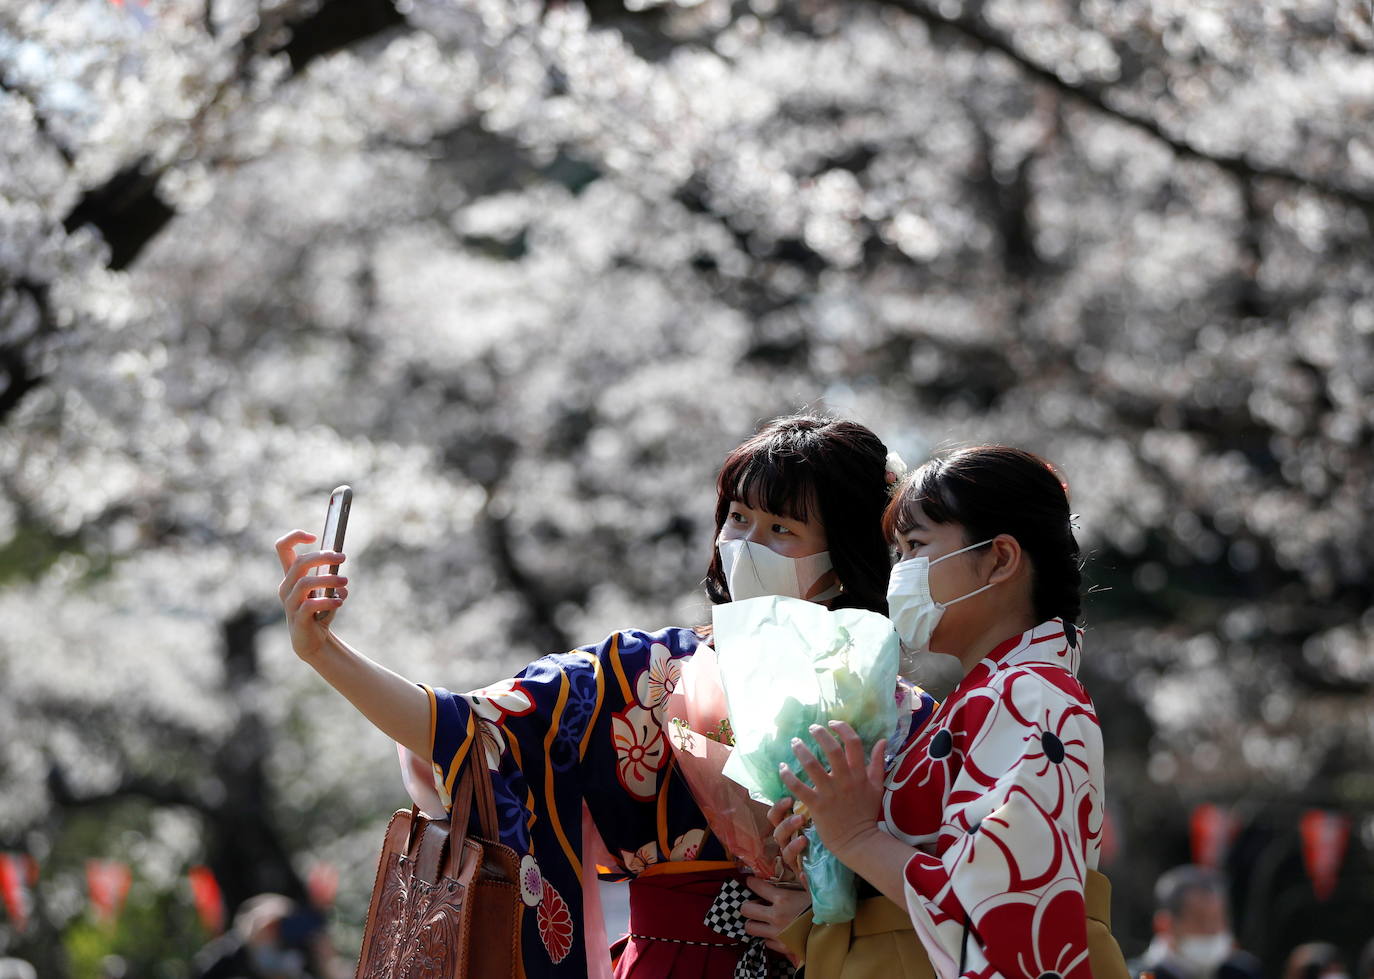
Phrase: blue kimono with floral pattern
[
  {"left": 423, "top": 627, "right": 725, "bottom": 977},
  {"left": 422, "top": 626, "right": 937, "bottom": 978}
]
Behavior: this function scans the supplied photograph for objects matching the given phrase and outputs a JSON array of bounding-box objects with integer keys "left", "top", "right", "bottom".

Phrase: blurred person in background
[
  {"left": 1133, "top": 864, "right": 1261, "bottom": 979},
  {"left": 193, "top": 892, "right": 336, "bottom": 979},
  {"left": 275, "top": 414, "right": 913, "bottom": 978},
  {"left": 1357, "top": 939, "right": 1374, "bottom": 979},
  {"left": 1284, "top": 943, "right": 1349, "bottom": 979}
]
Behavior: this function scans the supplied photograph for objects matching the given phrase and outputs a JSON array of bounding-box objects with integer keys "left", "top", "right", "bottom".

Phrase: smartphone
[{"left": 314, "top": 485, "right": 352, "bottom": 620}]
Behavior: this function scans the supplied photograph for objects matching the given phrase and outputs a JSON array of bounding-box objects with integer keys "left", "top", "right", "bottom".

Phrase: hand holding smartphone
[{"left": 314, "top": 485, "right": 352, "bottom": 621}]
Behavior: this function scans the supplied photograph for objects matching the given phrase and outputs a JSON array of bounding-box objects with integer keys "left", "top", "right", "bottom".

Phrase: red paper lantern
[
  {"left": 1189, "top": 803, "right": 1237, "bottom": 869},
  {"left": 307, "top": 862, "right": 339, "bottom": 909},
  {"left": 0, "top": 853, "right": 36, "bottom": 933},
  {"left": 1299, "top": 809, "right": 1350, "bottom": 902},
  {"left": 86, "top": 860, "right": 132, "bottom": 925},
  {"left": 187, "top": 865, "right": 226, "bottom": 934},
  {"left": 1099, "top": 809, "right": 1121, "bottom": 867}
]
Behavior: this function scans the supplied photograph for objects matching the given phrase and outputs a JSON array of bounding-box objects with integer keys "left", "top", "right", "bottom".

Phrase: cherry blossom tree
[{"left": 2, "top": 0, "right": 1372, "bottom": 971}]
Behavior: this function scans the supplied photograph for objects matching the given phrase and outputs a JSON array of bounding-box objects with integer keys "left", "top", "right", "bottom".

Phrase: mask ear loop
[
  {"left": 934, "top": 579, "right": 998, "bottom": 611},
  {"left": 928, "top": 538, "right": 996, "bottom": 567},
  {"left": 928, "top": 539, "right": 999, "bottom": 610}
]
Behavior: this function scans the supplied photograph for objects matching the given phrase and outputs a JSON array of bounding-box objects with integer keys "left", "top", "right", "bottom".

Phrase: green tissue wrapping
[{"left": 713, "top": 595, "right": 899, "bottom": 923}]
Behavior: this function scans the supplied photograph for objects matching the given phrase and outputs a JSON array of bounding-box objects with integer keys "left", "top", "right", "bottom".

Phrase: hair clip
[{"left": 884, "top": 451, "right": 908, "bottom": 489}]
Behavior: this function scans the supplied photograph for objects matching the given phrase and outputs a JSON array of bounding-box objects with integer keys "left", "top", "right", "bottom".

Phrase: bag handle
[
  {"left": 448, "top": 752, "right": 502, "bottom": 858},
  {"left": 470, "top": 755, "right": 501, "bottom": 841},
  {"left": 399, "top": 755, "right": 497, "bottom": 883}
]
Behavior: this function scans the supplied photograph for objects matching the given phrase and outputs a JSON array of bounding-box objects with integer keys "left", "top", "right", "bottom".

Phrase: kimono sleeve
[
  {"left": 419, "top": 627, "right": 701, "bottom": 851},
  {"left": 901, "top": 670, "right": 1105, "bottom": 979},
  {"left": 421, "top": 652, "right": 577, "bottom": 816}
]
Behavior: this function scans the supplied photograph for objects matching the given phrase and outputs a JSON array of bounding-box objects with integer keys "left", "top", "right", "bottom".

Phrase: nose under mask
[
  {"left": 1175, "top": 933, "right": 1233, "bottom": 972},
  {"left": 886, "top": 539, "right": 996, "bottom": 655},
  {"left": 717, "top": 538, "right": 841, "bottom": 603}
]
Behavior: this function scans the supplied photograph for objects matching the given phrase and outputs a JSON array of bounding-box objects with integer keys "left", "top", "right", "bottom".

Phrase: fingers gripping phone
[{"left": 314, "top": 485, "right": 352, "bottom": 621}]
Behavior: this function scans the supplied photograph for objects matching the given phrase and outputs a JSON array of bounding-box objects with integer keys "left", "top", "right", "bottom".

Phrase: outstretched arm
[{"left": 275, "top": 530, "right": 430, "bottom": 758}]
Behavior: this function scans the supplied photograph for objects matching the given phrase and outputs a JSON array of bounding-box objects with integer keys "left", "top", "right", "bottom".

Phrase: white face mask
[
  {"left": 1175, "top": 933, "right": 1233, "bottom": 972},
  {"left": 717, "top": 538, "right": 841, "bottom": 603},
  {"left": 886, "top": 539, "right": 996, "bottom": 654}
]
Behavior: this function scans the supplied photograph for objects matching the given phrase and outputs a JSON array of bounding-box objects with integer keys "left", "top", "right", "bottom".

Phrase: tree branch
[
  {"left": 0, "top": 74, "right": 75, "bottom": 165},
  {"left": 274, "top": 0, "right": 406, "bottom": 73},
  {"left": 59, "top": 0, "right": 409, "bottom": 272},
  {"left": 481, "top": 502, "right": 573, "bottom": 656},
  {"left": 47, "top": 764, "right": 207, "bottom": 813},
  {"left": 874, "top": 0, "right": 1374, "bottom": 212},
  {"left": 0, "top": 278, "right": 55, "bottom": 424},
  {"left": 62, "top": 157, "right": 176, "bottom": 270}
]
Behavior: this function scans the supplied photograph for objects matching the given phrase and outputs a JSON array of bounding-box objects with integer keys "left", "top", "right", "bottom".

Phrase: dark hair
[
  {"left": 1286, "top": 944, "right": 1347, "bottom": 979},
  {"left": 1356, "top": 937, "right": 1374, "bottom": 979},
  {"left": 704, "top": 414, "right": 892, "bottom": 614},
  {"left": 1153, "top": 863, "right": 1226, "bottom": 917},
  {"left": 882, "top": 445, "right": 1082, "bottom": 625}
]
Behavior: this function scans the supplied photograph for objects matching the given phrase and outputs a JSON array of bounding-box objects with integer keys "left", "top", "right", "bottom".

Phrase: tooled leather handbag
[{"left": 355, "top": 759, "right": 523, "bottom": 978}]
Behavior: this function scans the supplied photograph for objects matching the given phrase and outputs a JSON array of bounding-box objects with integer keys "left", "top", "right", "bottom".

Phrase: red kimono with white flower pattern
[{"left": 882, "top": 618, "right": 1104, "bottom": 979}]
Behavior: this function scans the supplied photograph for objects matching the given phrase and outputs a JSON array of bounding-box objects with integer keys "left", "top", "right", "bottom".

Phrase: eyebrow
[{"left": 731, "top": 499, "right": 806, "bottom": 526}]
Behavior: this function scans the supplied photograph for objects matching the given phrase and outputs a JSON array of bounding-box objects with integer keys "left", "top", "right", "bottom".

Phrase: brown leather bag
[{"left": 355, "top": 760, "right": 523, "bottom": 978}]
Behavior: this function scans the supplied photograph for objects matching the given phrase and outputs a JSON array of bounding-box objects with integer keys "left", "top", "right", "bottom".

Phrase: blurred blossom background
[{"left": 2, "top": 0, "right": 1373, "bottom": 974}]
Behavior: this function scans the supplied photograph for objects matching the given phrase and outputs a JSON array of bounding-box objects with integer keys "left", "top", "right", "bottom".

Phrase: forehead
[
  {"left": 895, "top": 502, "right": 959, "bottom": 535},
  {"left": 1177, "top": 889, "right": 1225, "bottom": 919}
]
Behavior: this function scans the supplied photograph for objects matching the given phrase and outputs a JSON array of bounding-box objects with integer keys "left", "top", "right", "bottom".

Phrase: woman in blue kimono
[{"left": 274, "top": 414, "right": 912, "bottom": 978}]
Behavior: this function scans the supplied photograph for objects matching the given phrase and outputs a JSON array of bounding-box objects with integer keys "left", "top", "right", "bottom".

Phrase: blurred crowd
[
  {"left": 1129, "top": 864, "right": 1372, "bottom": 979},
  {"left": 190, "top": 894, "right": 345, "bottom": 979},
  {"left": 0, "top": 862, "right": 1368, "bottom": 977}
]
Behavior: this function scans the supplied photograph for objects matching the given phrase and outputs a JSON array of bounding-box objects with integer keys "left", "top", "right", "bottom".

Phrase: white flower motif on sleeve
[
  {"left": 519, "top": 854, "right": 544, "bottom": 907},
  {"left": 465, "top": 679, "right": 537, "bottom": 770},
  {"left": 611, "top": 704, "right": 668, "bottom": 801},
  {"left": 618, "top": 842, "right": 660, "bottom": 874},
  {"left": 669, "top": 829, "right": 706, "bottom": 861},
  {"left": 468, "top": 679, "right": 535, "bottom": 721},
  {"left": 635, "top": 642, "right": 682, "bottom": 710}
]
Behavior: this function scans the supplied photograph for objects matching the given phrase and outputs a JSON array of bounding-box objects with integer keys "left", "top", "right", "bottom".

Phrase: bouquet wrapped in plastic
[
  {"left": 713, "top": 595, "right": 900, "bottom": 923},
  {"left": 661, "top": 644, "right": 792, "bottom": 881}
]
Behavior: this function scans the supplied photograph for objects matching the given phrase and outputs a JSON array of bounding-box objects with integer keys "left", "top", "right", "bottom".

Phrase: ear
[
  {"left": 1153, "top": 909, "right": 1172, "bottom": 937},
  {"left": 983, "top": 534, "right": 1024, "bottom": 586}
]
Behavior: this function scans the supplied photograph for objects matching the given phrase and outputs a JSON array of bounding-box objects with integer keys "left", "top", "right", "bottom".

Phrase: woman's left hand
[
  {"left": 739, "top": 876, "right": 809, "bottom": 965},
  {"left": 768, "top": 798, "right": 810, "bottom": 885},
  {"left": 779, "top": 721, "right": 887, "bottom": 864}
]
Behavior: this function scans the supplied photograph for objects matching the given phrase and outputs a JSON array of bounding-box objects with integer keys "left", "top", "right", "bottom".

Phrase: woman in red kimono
[{"left": 773, "top": 445, "right": 1108, "bottom": 979}]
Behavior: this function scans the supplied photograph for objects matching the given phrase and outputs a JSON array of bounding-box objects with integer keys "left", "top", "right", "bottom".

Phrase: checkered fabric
[{"left": 703, "top": 879, "right": 797, "bottom": 979}]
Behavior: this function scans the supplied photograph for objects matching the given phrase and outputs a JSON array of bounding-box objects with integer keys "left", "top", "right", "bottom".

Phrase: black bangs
[
  {"left": 883, "top": 459, "right": 961, "bottom": 540},
  {"left": 719, "top": 450, "right": 816, "bottom": 523},
  {"left": 911, "top": 466, "right": 961, "bottom": 525}
]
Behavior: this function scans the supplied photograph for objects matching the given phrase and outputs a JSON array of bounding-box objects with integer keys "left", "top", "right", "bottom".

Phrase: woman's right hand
[
  {"left": 768, "top": 797, "right": 809, "bottom": 885},
  {"left": 275, "top": 530, "right": 349, "bottom": 660},
  {"left": 271, "top": 531, "right": 429, "bottom": 756}
]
